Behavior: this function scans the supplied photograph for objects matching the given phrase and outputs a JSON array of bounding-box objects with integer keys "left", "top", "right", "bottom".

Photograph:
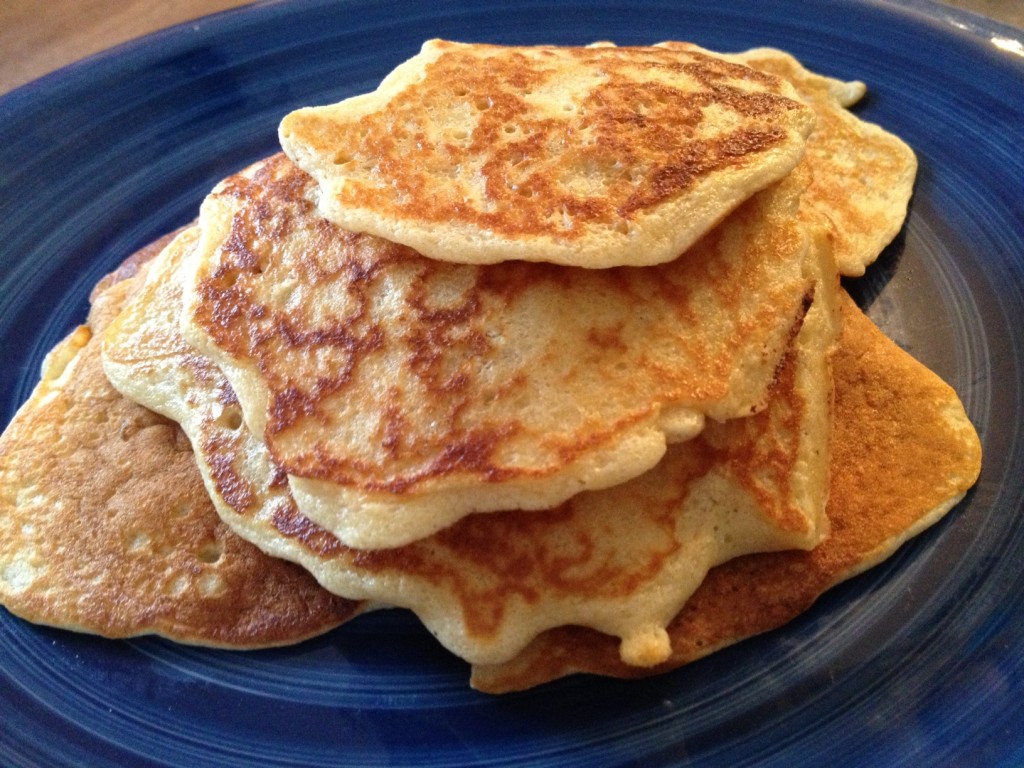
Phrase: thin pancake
[
  {"left": 470, "top": 292, "right": 982, "bottom": 692},
  {"left": 0, "top": 234, "right": 360, "bottom": 648},
  {"left": 279, "top": 39, "right": 816, "bottom": 268},
  {"left": 724, "top": 46, "right": 917, "bottom": 276},
  {"left": 177, "top": 153, "right": 815, "bottom": 549},
  {"left": 103, "top": 214, "right": 837, "bottom": 668}
]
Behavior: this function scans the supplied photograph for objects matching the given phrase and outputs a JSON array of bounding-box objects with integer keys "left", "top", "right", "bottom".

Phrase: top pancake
[
  {"left": 0, "top": 235, "right": 359, "bottom": 648},
  {"left": 279, "top": 39, "right": 816, "bottom": 268},
  {"left": 177, "top": 153, "right": 814, "bottom": 549}
]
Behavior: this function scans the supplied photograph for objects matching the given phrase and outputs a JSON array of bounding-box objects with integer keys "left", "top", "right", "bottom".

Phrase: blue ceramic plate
[{"left": 1, "top": 1, "right": 1022, "bottom": 765}]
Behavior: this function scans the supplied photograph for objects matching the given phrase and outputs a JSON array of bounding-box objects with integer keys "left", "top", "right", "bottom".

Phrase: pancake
[
  {"left": 0, "top": 234, "right": 360, "bottom": 648},
  {"left": 648, "top": 42, "right": 917, "bottom": 276},
  {"left": 175, "top": 153, "right": 816, "bottom": 549},
  {"left": 725, "top": 46, "right": 917, "bottom": 276},
  {"left": 103, "top": 208, "right": 837, "bottom": 668},
  {"left": 279, "top": 39, "right": 817, "bottom": 268},
  {"left": 470, "top": 292, "right": 982, "bottom": 692}
]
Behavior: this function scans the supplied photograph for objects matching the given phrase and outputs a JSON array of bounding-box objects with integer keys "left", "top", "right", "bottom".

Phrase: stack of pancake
[{"left": 0, "top": 41, "right": 981, "bottom": 692}]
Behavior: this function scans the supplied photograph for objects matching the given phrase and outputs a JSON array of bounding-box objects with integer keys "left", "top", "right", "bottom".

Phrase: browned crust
[
  {"left": 284, "top": 42, "right": 811, "bottom": 240},
  {"left": 189, "top": 154, "right": 812, "bottom": 495}
]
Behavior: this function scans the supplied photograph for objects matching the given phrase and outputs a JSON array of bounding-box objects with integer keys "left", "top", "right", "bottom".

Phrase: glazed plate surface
[{"left": 1, "top": 1, "right": 1022, "bottom": 765}]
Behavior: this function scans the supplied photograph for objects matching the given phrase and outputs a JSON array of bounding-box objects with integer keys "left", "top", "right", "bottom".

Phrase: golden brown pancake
[
  {"left": 103, "top": 211, "right": 837, "bottom": 668},
  {"left": 176, "top": 153, "right": 816, "bottom": 549},
  {"left": 0, "top": 235, "right": 360, "bottom": 648},
  {"left": 470, "top": 292, "right": 982, "bottom": 692},
  {"left": 279, "top": 39, "right": 816, "bottom": 268},
  {"left": 723, "top": 46, "right": 917, "bottom": 276},
  {"left": 0, "top": 37, "right": 970, "bottom": 696}
]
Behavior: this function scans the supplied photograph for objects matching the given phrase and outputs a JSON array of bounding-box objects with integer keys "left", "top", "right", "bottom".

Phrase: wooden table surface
[{"left": 1, "top": 0, "right": 1022, "bottom": 96}]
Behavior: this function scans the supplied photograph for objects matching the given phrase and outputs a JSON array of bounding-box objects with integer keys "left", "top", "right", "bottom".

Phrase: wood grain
[
  {"left": 0, "top": 0, "right": 252, "bottom": 95},
  {"left": 0, "top": 1, "right": 1020, "bottom": 96}
]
